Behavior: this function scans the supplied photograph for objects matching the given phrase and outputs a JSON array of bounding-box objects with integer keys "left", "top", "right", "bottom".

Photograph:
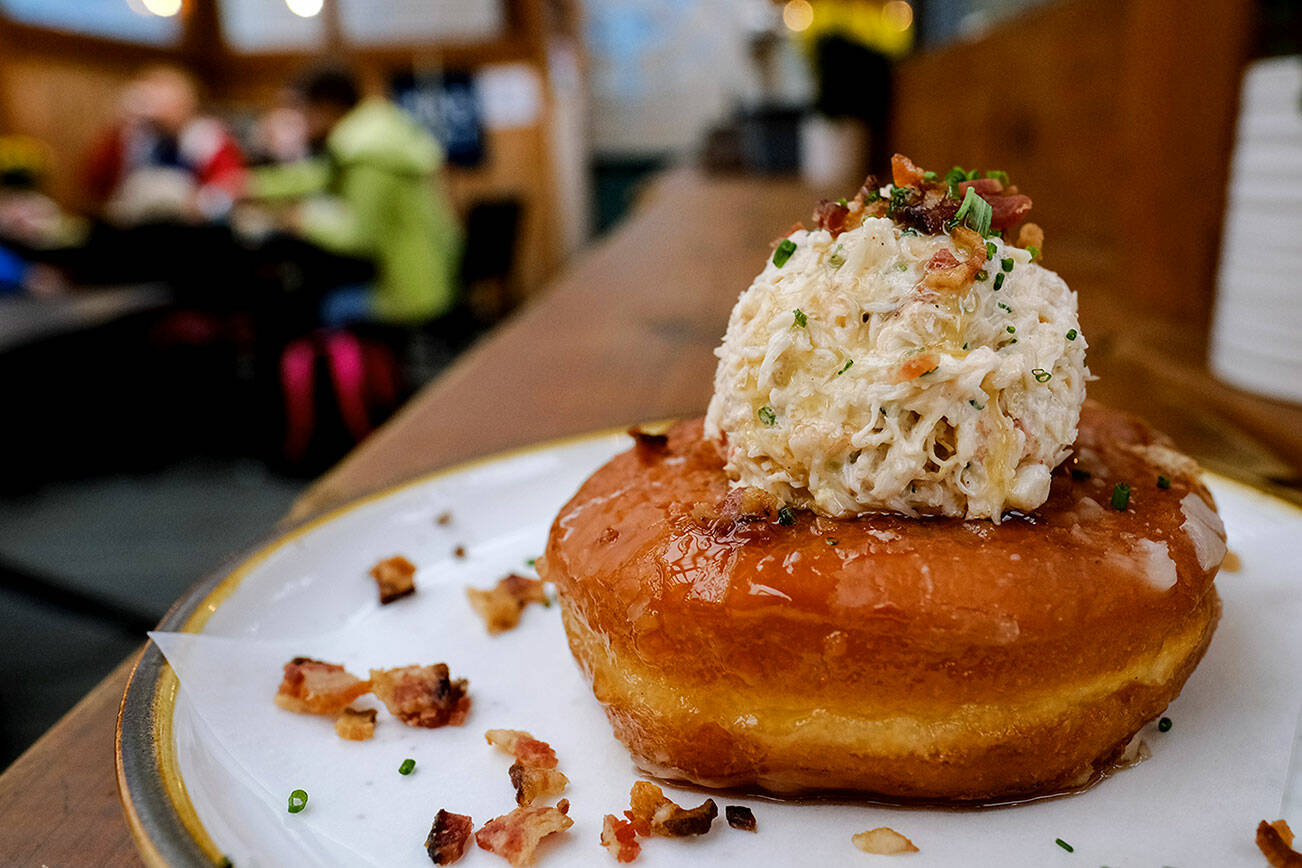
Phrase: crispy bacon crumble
[
  {"left": 274, "top": 657, "right": 371, "bottom": 715},
  {"left": 600, "top": 814, "right": 641, "bottom": 863},
  {"left": 369, "top": 555, "right": 417, "bottom": 605},
  {"left": 485, "top": 729, "right": 559, "bottom": 769},
  {"left": 627, "top": 781, "right": 717, "bottom": 838},
  {"left": 475, "top": 804, "right": 574, "bottom": 867},
  {"left": 426, "top": 809, "right": 474, "bottom": 865},
  {"left": 725, "top": 805, "right": 756, "bottom": 832},
  {"left": 370, "top": 664, "right": 470, "bottom": 728},
  {"left": 509, "top": 762, "right": 569, "bottom": 807},
  {"left": 467, "top": 574, "right": 550, "bottom": 634},
  {"left": 851, "top": 827, "right": 919, "bottom": 855},
  {"left": 333, "top": 706, "right": 377, "bottom": 741},
  {"left": 1258, "top": 819, "right": 1302, "bottom": 867}
]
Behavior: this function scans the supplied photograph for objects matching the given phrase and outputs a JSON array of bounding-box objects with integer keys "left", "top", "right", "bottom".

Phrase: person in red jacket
[{"left": 84, "top": 65, "right": 245, "bottom": 225}]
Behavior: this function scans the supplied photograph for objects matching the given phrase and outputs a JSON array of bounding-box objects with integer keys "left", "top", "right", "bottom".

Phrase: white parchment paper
[{"left": 149, "top": 443, "right": 1302, "bottom": 868}]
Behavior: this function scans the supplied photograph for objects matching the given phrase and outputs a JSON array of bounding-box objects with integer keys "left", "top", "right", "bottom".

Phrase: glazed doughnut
[{"left": 540, "top": 401, "right": 1225, "bottom": 801}]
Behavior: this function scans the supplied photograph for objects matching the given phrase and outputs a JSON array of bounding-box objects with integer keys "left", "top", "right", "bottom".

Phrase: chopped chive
[
  {"left": 1158, "top": 716, "right": 1172, "bottom": 732},
  {"left": 1027, "top": 244, "right": 1041, "bottom": 260},
  {"left": 836, "top": 197, "right": 848, "bottom": 207},
  {"left": 777, "top": 506, "right": 795, "bottom": 526},
  {"left": 993, "top": 272, "right": 1006, "bottom": 290},
  {"left": 985, "top": 241, "right": 997, "bottom": 258},
  {"left": 887, "top": 184, "right": 915, "bottom": 215},
  {"left": 1071, "top": 468, "right": 1091, "bottom": 481},
  {"left": 949, "top": 186, "right": 993, "bottom": 236},
  {"left": 961, "top": 342, "right": 968, "bottom": 349},
  {"left": 757, "top": 406, "right": 777, "bottom": 426},
  {"left": 900, "top": 227, "right": 919, "bottom": 237},
  {"left": 1054, "top": 837, "right": 1074, "bottom": 853},
  {"left": 998, "top": 301, "right": 1012, "bottom": 312},
  {"left": 836, "top": 359, "right": 854, "bottom": 375},
  {"left": 1111, "top": 482, "right": 1131, "bottom": 510},
  {"left": 1007, "top": 325, "right": 1016, "bottom": 334},
  {"left": 399, "top": 758, "right": 416, "bottom": 775},
  {"left": 1066, "top": 328, "right": 1078, "bottom": 340},
  {"left": 526, "top": 557, "right": 537, "bottom": 567},
  {"left": 288, "top": 789, "right": 308, "bottom": 814},
  {"left": 1033, "top": 368, "right": 1052, "bottom": 382},
  {"left": 1001, "top": 257, "right": 1014, "bottom": 272},
  {"left": 976, "top": 269, "right": 989, "bottom": 281},
  {"left": 970, "top": 399, "right": 985, "bottom": 410},
  {"left": 895, "top": 262, "right": 910, "bottom": 272},
  {"left": 793, "top": 308, "right": 807, "bottom": 328},
  {"left": 828, "top": 245, "right": 845, "bottom": 267},
  {"left": 1157, "top": 475, "right": 1171, "bottom": 489},
  {"left": 985, "top": 169, "right": 1010, "bottom": 185},
  {"left": 922, "top": 170, "right": 937, "bottom": 180},
  {"left": 825, "top": 537, "right": 838, "bottom": 546},
  {"left": 772, "top": 239, "right": 797, "bottom": 267}
]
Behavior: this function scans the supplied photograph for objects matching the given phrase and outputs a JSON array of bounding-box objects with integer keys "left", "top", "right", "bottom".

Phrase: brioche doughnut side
[{"left": 541, "top": 402, "right": 1224, "bottom": 801}]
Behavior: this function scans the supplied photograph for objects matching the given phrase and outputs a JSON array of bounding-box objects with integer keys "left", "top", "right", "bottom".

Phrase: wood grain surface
[{"left": 2, "top": 166, "right": 1299, "bottom": 866}]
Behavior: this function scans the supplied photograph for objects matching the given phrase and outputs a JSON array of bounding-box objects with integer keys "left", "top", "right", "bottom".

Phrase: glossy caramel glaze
[{"left": 542, "top": 401, "right": 1223, "bottom": 800}]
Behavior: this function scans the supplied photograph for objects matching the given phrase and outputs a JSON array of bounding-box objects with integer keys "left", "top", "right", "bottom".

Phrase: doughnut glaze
[{"left": 540, "top": 401, "right": 1223, "bottom": 801}]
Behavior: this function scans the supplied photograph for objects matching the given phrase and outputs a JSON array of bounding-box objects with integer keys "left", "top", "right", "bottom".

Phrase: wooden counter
[{"left": 2, "top": 167, "right": 1299, "bottom": 866}]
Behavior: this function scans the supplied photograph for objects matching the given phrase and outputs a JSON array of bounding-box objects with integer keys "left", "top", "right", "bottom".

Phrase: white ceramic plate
[{"left": 118, "top": 430, "right": 1302, "bottom": 867}]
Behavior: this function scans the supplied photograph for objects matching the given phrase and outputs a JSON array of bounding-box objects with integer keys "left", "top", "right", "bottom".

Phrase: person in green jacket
[{"left": 251, "top": 69, "right": 462, "bottom": 326}]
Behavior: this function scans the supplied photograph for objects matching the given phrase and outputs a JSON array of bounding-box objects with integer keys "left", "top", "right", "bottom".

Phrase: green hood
[{"left": 326, "top": 99, "right": 442, "bottom": 178}]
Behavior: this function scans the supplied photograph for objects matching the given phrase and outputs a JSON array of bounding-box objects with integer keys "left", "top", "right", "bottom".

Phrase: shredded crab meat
[
  {"left": 426, "top": 809, "right": 474, "bottom": 865},
  {"left": 600, "top": 814, "right": 642, "bottom": 863},
  {"left": 370, "top": 664, "right": 470, "bottom": 728},
  {"left": 467, "top": 573, "right": 549, "bottom": 634},
  {"left": 626, "top": 781, "right": 718, "bottom": 838},
  {"left": 509, "top": 762, "right": 569, "bottom": 806},
  {"left": 274, "top": 657, "right": 371, "bottom": 715},
  {"left": 852, "top": 826, "right": 919, "bottom": 855},
  {"left": 369, "top": 554, "right": 417, "bottom": 604},
  {"left": 485, "top": 729, "right": 559, "bottom": 769},
  {"left": 1258, "top": 820, "right": 1302, "bottom": 867},
  {"left": 333, "top": 706, "right": 377, "bottom": 741},
  {"left": 475, "top": 803, "right": 574, "bottom": 867}
]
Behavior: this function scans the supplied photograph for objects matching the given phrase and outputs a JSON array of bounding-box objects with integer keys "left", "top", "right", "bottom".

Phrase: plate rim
[{"left": 114, "top": 430, "right": 1302, "bottom": 867}]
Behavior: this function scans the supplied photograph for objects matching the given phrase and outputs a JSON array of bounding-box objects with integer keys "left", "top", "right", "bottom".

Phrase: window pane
[
  {"left": 220, "top": 0, "right": 326, "bottom": 53},
  {"left": 337, "top": 0, "right": 505, "bottom": 46},
  {"left": 0, "top": 0, "right": 181, "bottom": 44}
]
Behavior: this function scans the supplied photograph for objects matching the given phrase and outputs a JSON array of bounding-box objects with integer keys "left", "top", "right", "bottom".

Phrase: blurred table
[
  {"left": 2, "top": 166, "right": 1301, "bottom": 866},
  {"left": 0, "top": 284, "right": 170, "bottom": 353}
]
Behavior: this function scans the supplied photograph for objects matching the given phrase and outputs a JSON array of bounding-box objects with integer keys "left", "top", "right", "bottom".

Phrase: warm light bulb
[
  {"left": 882, "top": 0, "right": 914, "bottom": 31},
  {"left": 141, "top": 0, "right": 182, "bottom": 16},
  {"left": 782, "top": 0, "right": 813, "bottom": 32},
  {"left": 286, "top": 0, "right": 324, "bottom": 17}
]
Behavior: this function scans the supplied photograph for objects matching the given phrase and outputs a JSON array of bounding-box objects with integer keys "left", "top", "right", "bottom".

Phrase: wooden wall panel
[{"left": 892, "top": 0, "right": 1255, "bottom": 328}]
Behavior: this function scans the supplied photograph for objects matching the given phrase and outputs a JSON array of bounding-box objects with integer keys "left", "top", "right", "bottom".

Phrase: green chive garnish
[
  {"left": 900, "top": 227, "right": 919, "bottom": 237},
  {"left": 1111, "top": 482, "right": 1131, "bottom": 510},
  {"left": 773, "top": 239, "right": 797, "bottom": 267},
  {"left": 985, "top": 169, "right": 1010, "bottom": 185},
  {"left": 993, "top": 272, "right": 1006, "bottom": 290},
  {"left": 1157, "top": 475, "right": 1171, "bottom": 489},
  {"left": 836, "top": 359, "right": 854, "bottom": 375},
  {"left": 970, "top": 399, "right": 985, "bottom": 410},
  {"left": 998, "top": 301, "right": 1012, "bottom": 312},
  {"left": 976, "top": 269, "right": 989, "bottom": 281},
  {"left": 1054, "top": 838, "right": 1073, "bottom": 853},
  {"left": 895, "top": 262, "right": 909, "bottom": 272},
  {"left": 950, "top": 186, "right": 993, "bottom": 236},
  {"left": 793, "top": 308, "right": 807, "bottom": 328},
  {"left": 1158, "top": 716, "right": 1172, "bottom": 732},
  {"left": 777, "top": 506, "right": 795, "bottom": 526},
  {"left": 836, "top": 197, "right": 848, "bottom": 207},
  {"left": 1027, "top": 244, "right": 1041, "bottom": 260},
  {"left": 1007, "top": 325, "right": 1016, "bottom": 334},
  {"left": 757, "top": 406, "right": 777, "bottom": 426},
  {"left": 828, "top": 245, "right": 845, "bottom": 267},
  {"left": 398, "top": 758, "right": 416, "bottom": 775},
  {"left": 985, "top": 241, "right": 997, "bottom": 259},
  {"left": 1001, "top": 257, "right": 1014, "bottom": 272},
  {"left": 922, "top": 170, "right": 937, "bottom": 180},
  {"left": 825, "top": 537, "right": 838, "bottom": 546},
  {"left": 1033, "top": 368, "right": 1052, "bottom": 383},
  {"left": 1066, "top": 328, "right": 1078, "bottom": 340},
  {"left": 1071, "top": 468, "right": 1091, "bottom": 481},
  {"left": 526, "top": 557, "right": 537, "bottom": 567},
  {"left": 288, "top": 789, "right": 308, "bottom": 814}
]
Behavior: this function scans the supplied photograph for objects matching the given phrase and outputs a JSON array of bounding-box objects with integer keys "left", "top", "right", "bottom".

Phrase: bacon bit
[
  {"left": 927, "top": 249, "right": 960, "bottom": 270},
  {"left": 369, "top": 555, "right": 417, "bottom": 605},
  {"left": 725, "top": 805, "right": 757, "bottom": 832},
  {"left": 436, "top": 511, "right": 453, "bottom": 526},
  {"left": 601, "top": 814, "right": 641, "bottom": 863},
  {"left": 898, "top": 353, "right": 939, "bottom": 382},
  {"left": 1259, "top": 820, "right": 1302, "bottom": 867},
  {"left": 627, "top": 780, "right": 718, "bottom": 837},
  {"left": 1016, "top": 221, "right": 1044, "bottom": 253},
  {"left": 918, "top": 225, "right": 987, "bottom": 292},
  {"left": 334, "top": 706, "right": 377, "bottom": 741},
  {"left": 274, "top": 657, "right": 371, "bottom": 715},
  {"left": 475, "top": 805, "right": 574, "bottom": 867},
  {"left": 956, "top": 177, "right": 1032, "bottom": 231},
  {"left": 812, "top": 199, "right": 855, "bottom": 236},
  {"left": 466, "top": 574, "right": 549, "bottom": 634},
  {"left": 485, "top": 729, "right": 559, "bottom": 769},
  {"left": 510, "top": 762, "right": 569, "bottom": 806},
  {"left": 454, "top": 545, "right": 467, "bottom": 559},
  {"left": 891, "top": 153, "right": 927, "bottom": 188},
  {"left": 852, "top": 827, "right": 919, "bottom": 855},
  {"left": 370, "top": 664, "right": 470, "bottom": 728},
  {"left": 427, "top": 809, "right": 474, "bottom": 865}
]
